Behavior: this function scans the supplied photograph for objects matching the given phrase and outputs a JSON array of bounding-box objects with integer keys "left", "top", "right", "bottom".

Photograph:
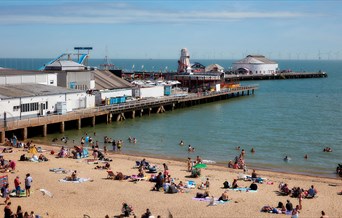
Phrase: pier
[
  {"left": 225, "top": 71, "right": 327, "bottom": 81},
  {"left": 0, "top": 85, "right": 257, "bottom": 142}
]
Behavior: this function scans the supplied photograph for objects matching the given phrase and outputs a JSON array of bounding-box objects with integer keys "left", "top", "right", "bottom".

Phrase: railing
[{"left": 0, "top": 85, "right": 258, "bottom": 130}]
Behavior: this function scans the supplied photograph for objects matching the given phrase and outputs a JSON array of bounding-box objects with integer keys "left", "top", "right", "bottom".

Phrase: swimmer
[
  {"left": 251, "top": 148, "right": 255, "bottom": 153},
  {"left": 284, "top": 156, "right": 291, "bottom": 161},
  {"left": 235, "top": 146, "right": 241, "bottom": 150},
  {"left": 304, "top": 154, "right": 308, "bottom": 159},
  {"left": 179, "top": 140, "right": 184, "bottom": 146}
]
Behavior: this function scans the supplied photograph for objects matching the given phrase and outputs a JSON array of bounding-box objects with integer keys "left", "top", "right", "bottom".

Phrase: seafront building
[
  {"left": 0, "top": 83, "right": 95, "bottom": 120},
  {"left": 231, "top": 55, "right": 278, "bottom": 75}
]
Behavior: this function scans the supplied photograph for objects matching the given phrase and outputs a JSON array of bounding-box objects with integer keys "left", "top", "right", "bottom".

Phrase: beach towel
[
  {"left": 230, "top": 187, "right": 257, "bottom": 192},
  {"left": 9, "top": 189, "right": 27, "bottom": 197},
  {"left": 39, "top": 189, "right": 53, "bottom": 197},
  {"left": 192, "top": 197, "right": 230, "bottom": 204},
  {"left": 49, "top": 168, "right": 69, "bottom": 174},
  {"left": 59, "top": 178, "right": 91, "bottom": 183}
]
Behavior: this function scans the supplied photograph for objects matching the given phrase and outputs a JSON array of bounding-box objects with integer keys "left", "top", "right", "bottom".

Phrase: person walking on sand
[
  {"left": 25, "top": 173, "right": 33, "bottom": 197},
  {"left": 320, "top": 211, "right": 329, "bottom": 218}
]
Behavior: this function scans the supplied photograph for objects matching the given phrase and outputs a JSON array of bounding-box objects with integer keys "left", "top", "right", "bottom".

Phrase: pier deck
[
  {"left": 225, "top": 71, "right": 327, "bottom": 81},
  {"left": 0, "top": 85, "right": 258, "bottom": 142}
]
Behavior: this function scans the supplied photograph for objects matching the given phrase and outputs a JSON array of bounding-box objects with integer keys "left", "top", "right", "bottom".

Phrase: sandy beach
[{"left": 1, "top": 144, "right": 341, "bottom": 218}]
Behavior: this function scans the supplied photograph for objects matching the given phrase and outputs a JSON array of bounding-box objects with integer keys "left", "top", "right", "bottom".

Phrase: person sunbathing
[
  {"left": 195, "top": 190, "right": 210, "bottom": 198},
  {"left": 218, "top": 191, "right": 229, "bottom": 201},
  {"left": 94, "top": 162, "right": 111, "bottom": 170}
]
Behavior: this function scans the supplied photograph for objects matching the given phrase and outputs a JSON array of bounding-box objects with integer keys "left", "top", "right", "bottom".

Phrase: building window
[
  {"left": 50, "top": 80, "right": 54, "bottom": 85},
  {"left": 13, "top": 106, "right": 20, "bottom": 111}
]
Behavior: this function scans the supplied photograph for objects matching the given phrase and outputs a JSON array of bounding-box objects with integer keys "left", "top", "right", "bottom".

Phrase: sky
[{"left": 0, "top": 0, "right": 341, "bottom": 60}]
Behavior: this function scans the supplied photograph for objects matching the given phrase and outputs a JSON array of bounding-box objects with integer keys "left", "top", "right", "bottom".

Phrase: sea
[{"left": 0, "top": 58, "right": 341, "bottom": 178}]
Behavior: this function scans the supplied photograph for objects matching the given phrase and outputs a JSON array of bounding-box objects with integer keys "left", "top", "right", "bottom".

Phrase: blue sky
[{"left": 0, "top": 0, "right": 341, "bottom": 60}]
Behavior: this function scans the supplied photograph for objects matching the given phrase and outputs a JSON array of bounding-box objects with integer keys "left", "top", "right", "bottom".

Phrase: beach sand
[{"left": 1, "top": 144, "right": 341, "bottom": 218}]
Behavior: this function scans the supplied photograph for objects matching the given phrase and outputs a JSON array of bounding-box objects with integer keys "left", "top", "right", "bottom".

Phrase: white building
[
  {"left": 43, "top": 54, "right": 96, "bottom": 90},
  {"left": 0, "top": 83, "right": 95, "bottom": 120},
  {"left": 232, "top": 55, "right": 278, "bottom": 75},
  {"left": 0, "top": 68, "right": 57, "bottom": 86}
]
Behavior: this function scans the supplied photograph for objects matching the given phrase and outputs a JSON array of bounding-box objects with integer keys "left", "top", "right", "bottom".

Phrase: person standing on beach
[
  {"left": 187, "top": 158, "right": 192, "bottom": 172},
  {"left": 14, "top": 176, "right": 21, "bottom": 197},
  {"left": 112, "top": 140, "right": 116, "bottom": 151},
  {"left": 25, "top": 173, "right": 33, "bottom": 197}
]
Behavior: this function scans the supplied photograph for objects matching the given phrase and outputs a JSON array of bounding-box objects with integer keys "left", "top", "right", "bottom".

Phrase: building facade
[{"left": 232, "top": 55, "right": 278, "bottom": 75}]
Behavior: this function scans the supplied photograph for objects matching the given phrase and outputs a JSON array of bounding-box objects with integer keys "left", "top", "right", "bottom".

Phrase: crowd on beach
[{"left": 0, "top": 135, "right": 339, "bottom": 217}]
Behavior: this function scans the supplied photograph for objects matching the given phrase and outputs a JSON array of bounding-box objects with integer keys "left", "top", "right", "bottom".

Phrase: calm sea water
[{"left": 1, "top": 58, "right": 341, "bottom": 178}]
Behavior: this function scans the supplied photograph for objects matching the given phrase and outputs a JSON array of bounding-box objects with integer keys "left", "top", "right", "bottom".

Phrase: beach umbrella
[{"left": 193, "top": 163, "right": 207, "bottom": 169}]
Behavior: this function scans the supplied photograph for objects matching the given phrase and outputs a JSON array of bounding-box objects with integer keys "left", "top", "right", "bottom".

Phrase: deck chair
[{"left": 107, "top": 170, "right": 115, "bottom": 179}]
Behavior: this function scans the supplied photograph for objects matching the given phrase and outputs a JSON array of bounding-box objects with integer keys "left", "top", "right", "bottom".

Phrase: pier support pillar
[
  {"left": 0, "top": 131, "right": 5, "bottom": 143},
  {"left": 60, "top": 121, "right": 65, "bottom": 133},
  {"left": 247, "top": 90, "right": 250, "bottom": 95},
  {"left": 157, "top": 106, "right": 165, "bottom": 114},
  {"left": 77, "top": 119, "right": 81, "bottom": 130},
  {"left": 148, "top": 108, "right": 152, "bottom": 116},
  {"left": 42, "top": 124, "right": 47, "bottom": 137},
  {"left": 132, "top": 111, "right": 135, "bottom": 119},
  {"left": 140, "top": 109, "right": 143, "bottom": 117},
  {"left": 106, "top": 113, "right": 112, "bottom": 124},
  {"left": 116, "top": 113, "right": 126, "bottom": 122},
  {"left": 172, "top": 103, "right": 175, "bottom": 111},
  {"left": 91, "top": 116, "right": 96, "bottom": 127},
  {"left": 22, "top": 127, "right": 27, "bottom": 140},
  {"left": 252, "top": 89, "right": 254, "bottom": 94},
  {"left": 242, "top": 91, "right": 245, "bottom": 96}
]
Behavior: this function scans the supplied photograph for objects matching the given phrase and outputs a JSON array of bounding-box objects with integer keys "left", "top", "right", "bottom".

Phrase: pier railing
[{"left": 0, "top": 85, "right": 258, "bottom": 130}]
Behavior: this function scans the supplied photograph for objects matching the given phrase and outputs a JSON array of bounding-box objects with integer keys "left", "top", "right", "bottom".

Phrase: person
[
  {"left": 291, "top": 206, "right": 299, "bottom": 218},
  {"left": 284, "top": 156, "right": 290, "bottom": 161},
  {"left": 103, "top": 145, "right": 107, "bottom": 155},
  {"left": 228, "top": 160, "right": 233, "bottom": 168},
  {"left": 307, "top": 185, "right": 317, "bottom": 197},
  {"left": 112, "top": 140, "right": 116, "bottom": 151},
  {"left": 218, "top": 190, "right": 229, "bottom": 201},
  {"left": 29, "top": 211, "right": 35, "bottom": 218},
  {"left": 249, "top": 181, "right": 258, "bottom": 191},
  {"left": 195, "top": 190, "right": 210, "bottom": 198},
  {"left": 23, "top": 212, "right": 29, "bottom": 218},
  {"left": 320, "top": 211, "right": 329, "bottom": 218},
  {"left": 232, "top": 179, "right": 238, "bottom": 189},
  {"left": 14, "top": 176, "right": 21, "bottom": 197},
  {"left": 251, "top": 147, "right": 255, "bottom": 153},
  {"left": 304, "top": 154, "right": 308, "bottom": 159},
  {"left": 196, "top": 156, "right": 202, "bottom": 164},
  {"left": 298, "top": 192, "right": 303, "bottom": 210},
  {"left": 205, "top": 178, "right": 210, "bottom": 189},
  {"left": 16, "top": 205, "right": 23, "bottom": 218},
  {"left": 187, "top": 157, "right": 192, "bottom": 172},
  {"left": 179, "top": 140, "right": 184, "bottom": 146},
  {"left": 121, "top": 203, "right": 133, "bottom": 217},
  {"left": 154, "top": 172, "right": 163, "bottom": 191},
  {"left": 71, "top": 170, "right": 78, "bottom": 181},
  {"left": 25, "top": 173, "right": 33, "bottom": 197},
  {"left": 251, "top": 169, "right": 257, "bottom": 179},
  {"left": 286, "top": 200, "right": 293, "bottom": 213},
  {"left": 141, "top": 208, "right": 152, "bottom": 218},
  {"left": 163, "top": 163, "right": 169, "bottom": 177},
  {"left": 2, "top": 183, "right": 10, "bottom": 203},
  {"left": 4, "top": 202, "right": 13, "bottom": 218},
  {"left": 188, "top": 145, "right": 193, "bottom": 152}
]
